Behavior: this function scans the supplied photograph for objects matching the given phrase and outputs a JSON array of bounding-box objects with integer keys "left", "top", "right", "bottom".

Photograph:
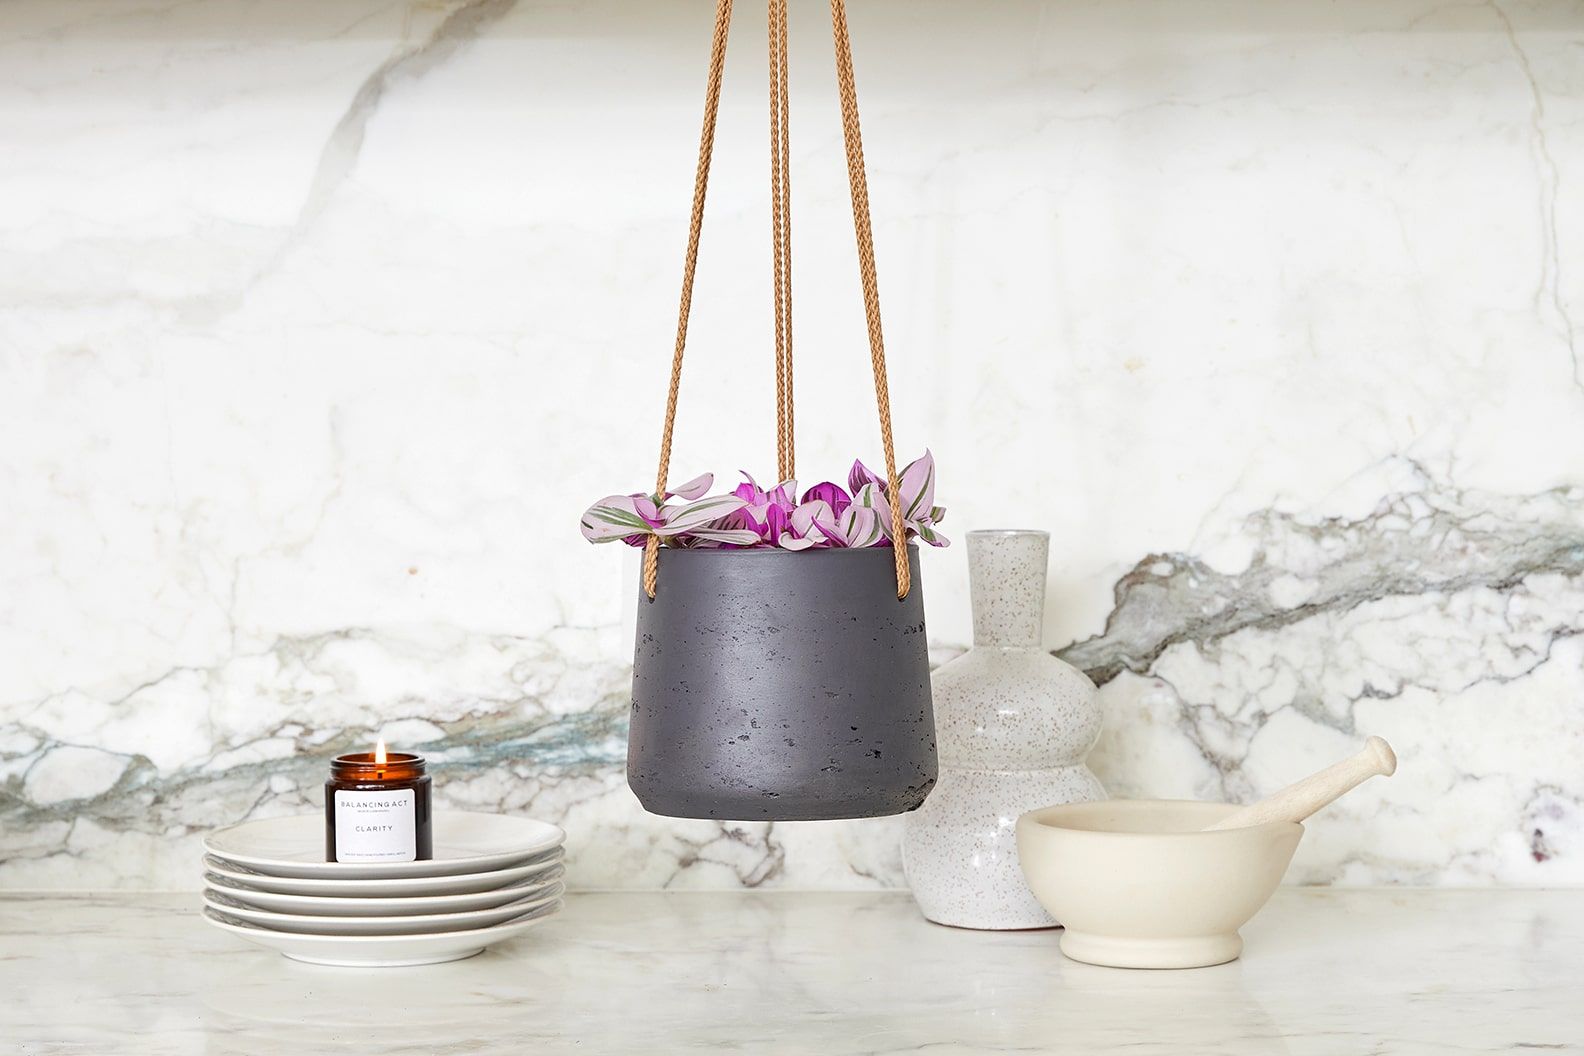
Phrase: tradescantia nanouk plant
[{"left": 581, "top": 450, "right": 947, "bottom": 551}]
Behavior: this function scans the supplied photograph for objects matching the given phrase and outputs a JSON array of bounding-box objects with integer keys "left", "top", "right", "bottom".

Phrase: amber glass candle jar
[{"left": 324, "top": 748, "right": 433, "bottom": 863}]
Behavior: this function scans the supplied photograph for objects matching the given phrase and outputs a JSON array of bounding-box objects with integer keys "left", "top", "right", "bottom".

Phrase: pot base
[{"left": 631, "top": 778, "right": 934, "bottom": 823}]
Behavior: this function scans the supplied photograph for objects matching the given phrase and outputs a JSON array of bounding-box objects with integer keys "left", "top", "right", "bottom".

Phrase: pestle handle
[{"left": 1205, "top": 736, "right": 1398, "bottom": 831}]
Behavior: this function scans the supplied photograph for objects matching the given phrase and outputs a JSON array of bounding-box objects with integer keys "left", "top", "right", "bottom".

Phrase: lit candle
[{"left": 324, "top": 739, "right": 434, "bottom": 863}]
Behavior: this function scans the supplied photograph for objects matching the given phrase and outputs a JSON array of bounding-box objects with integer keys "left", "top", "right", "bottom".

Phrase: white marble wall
[{"left": 3, "top": 0, "right": 1582, "bottom": 890}]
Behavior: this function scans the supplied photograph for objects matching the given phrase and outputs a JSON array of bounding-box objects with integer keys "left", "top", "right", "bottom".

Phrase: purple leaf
[
  {"left": 733, "top": 472, "right": 767, "bottom": 507},
  {"left": 764, "top": 503, "right": 791, "bottom": 546},
  {"left": 778, "top": 534, "right": 819, "bottom": 551},
  {"left": 734, "top": 473, "right": 795, "bottom": 528},
  {"left": 801, "top": 481, "right": 852, "bottom": 518},
  {"left": 716, "top": 507, "right": 769, "bottom": 542},
  {"left": 848, "top": 459, "right": 885, "bottom": 495}
]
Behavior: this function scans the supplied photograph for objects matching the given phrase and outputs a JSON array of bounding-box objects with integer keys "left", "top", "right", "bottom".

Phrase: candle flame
[{"left": 374, "top": 738, "right": 387, "bottom": 765}]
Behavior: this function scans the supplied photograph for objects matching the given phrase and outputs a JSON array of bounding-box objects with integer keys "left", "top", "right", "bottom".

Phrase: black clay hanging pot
[{"left": 629, "top": 546, "right": 935, "bottom": 820}]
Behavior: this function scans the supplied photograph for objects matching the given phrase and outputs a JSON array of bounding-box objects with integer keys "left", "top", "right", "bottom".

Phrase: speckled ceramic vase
[
  {"left": 629, "top": 545, "right": 936, "bottom": 821},
  {"left": 902, "top": 529, "right": 1104, "bottom": 929}
]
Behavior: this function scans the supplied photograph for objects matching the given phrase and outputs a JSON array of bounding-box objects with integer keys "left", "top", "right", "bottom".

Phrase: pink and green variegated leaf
[
  {"left": 848, "top": 459, "right": 885, "bottom": 496},
  {"left": 790, "top": 499, "right": 836, "bottom": 539},
  {"left": 580, "top": 495, "right": 657, "bottom": 542},
  {"left": 686, "top": 528, "right": 764, "bottom": 546},
  {"left": 666, "top": 473, "right": 714, "bottom": 502},
  {"left": 837, "top": 505, "right": 883, "bottom": 548},
  {"left": 766, "top": 479, "right": 799, "bottom": 509},
  {"left": 583, "top": 450, "right": 942, "bottom": 549},
  {"left": 633, "top": 494, "right": 661, "bottom": 523},
  {"left": 897, "top": 449, "right": 936, "bottom": 524},
  {"left": 912, "top": 518, "right": 950, "bottom": 547},
  {"left": 652, "top": 494, "right": 749, "bottom": 536},
  {"left": 851, "top": 481, "right": 884, "bottom": 510},
  {"left": 851, "top": 483, "right": 895, "bottom": 538}
]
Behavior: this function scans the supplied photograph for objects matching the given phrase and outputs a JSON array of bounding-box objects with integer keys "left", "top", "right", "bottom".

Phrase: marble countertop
[{"left": 5, "top": 889, "right": 1580, "bottom": 1055}]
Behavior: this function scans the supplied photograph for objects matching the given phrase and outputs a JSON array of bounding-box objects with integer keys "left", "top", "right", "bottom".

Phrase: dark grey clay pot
[{"left": 629, "top": 545, "right": 936, "bottom": 821}]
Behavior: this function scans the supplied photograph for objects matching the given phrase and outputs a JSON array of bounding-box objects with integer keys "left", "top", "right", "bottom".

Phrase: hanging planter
[
  {"left": 631, "top": 543, "right": 933, "bottom": 821},
  {"left": 579, "top": 0, "right": 944, "bottom": 821},
  {"left": 585, "top": 461, "right": 947, "bottom": 820}
]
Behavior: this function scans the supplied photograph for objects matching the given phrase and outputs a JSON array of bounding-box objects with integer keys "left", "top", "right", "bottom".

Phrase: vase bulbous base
[{"left": 903, "top": 764, "right": 1104, "bottom": 930}]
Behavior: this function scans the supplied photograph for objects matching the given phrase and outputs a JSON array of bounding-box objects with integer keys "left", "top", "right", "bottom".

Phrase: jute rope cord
[
  {"left": 829, "top": 0, "right": 910, "bottom": 598},
  {"left": 769, "top": 0, "right": 794, "bottom": 482},
  {"left": 644, "top": 0, "right": 913, "bottom": 601},
  {"left": 644, "top": 0, "right": 734, "bottom": 601}
]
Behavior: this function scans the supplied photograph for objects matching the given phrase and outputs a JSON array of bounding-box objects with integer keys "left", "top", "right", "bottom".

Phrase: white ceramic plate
[
  {"left": 205, "top": 811, "right": 565, "bottom": 879},
  {"left": 202, "top": 851, "right": 562, "bottom": 897},
  {"left": 203, "top": 863, "right": 566, "bottom": 916},
  {"left": 202, "top": 901, "right": 562, "bottom": 967},
  {"left": 202, "top": 881, "right": 565, "bottom": 935}
]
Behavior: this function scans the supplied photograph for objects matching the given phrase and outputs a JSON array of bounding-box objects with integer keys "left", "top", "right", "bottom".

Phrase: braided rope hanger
[
  {"left": 769, "top": 0, "right": 794, "bottom": 482},
  {"left": 643, "top": 0, "right": 912, "bottom": 601}
]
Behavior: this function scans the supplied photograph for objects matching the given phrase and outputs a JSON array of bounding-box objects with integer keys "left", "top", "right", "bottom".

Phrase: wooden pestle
[{"left": 1205, "top": 736, "right": 1398, "bottom": 831}]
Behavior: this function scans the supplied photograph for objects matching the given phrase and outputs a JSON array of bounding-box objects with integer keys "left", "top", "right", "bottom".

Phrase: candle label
[{"left": 333, "top": 789, "right": 417, "bottom": 862}]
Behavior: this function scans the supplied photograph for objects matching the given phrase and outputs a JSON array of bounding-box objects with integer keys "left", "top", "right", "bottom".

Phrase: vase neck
[{"left": 967, "top": 530, "right": 1049, "bottom": 649}]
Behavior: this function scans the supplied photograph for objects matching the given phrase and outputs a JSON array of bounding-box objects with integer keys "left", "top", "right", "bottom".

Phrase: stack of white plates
[{"left": 201, "top": 811, "right": 566, "bottom": 966}]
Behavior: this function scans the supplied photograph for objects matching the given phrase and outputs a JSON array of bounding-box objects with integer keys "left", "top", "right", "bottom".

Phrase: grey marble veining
[
  {"left": 4, "top": 0, "right": 1584, "bottom": 890},
  {"left": 7, "top": 471, "right": 1583, "bottom": 889},
  {"left": 1074, "top": 469, "right": 1584, "bottom": 884},
  {"left": 1062, "top": 470, "right": 1584, "bottom": 689}
]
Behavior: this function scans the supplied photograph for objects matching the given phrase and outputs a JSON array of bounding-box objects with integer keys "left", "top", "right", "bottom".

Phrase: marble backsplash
[{"left": 3, "top": 0, "right": 1582, "bottom": 890}]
